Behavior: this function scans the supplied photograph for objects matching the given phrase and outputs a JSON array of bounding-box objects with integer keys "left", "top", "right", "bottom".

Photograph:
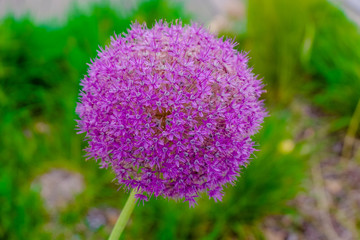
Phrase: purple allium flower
[{"left": 76, "top": 21, "right": 266, "bottom": 207}]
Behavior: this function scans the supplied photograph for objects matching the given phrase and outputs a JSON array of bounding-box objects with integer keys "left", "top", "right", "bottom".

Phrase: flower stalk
[{"left": 109, "top": 190, "right": 137, "bottom": 240}]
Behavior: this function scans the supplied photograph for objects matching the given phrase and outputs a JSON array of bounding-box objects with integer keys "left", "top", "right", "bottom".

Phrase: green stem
[{"left": 108, "top": 189, "right": 137, "bottom": 240}]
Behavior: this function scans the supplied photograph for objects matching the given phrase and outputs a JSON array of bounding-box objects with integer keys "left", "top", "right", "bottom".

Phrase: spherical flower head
[{"left": 76, "top": 20, "right": 266, "bottom": 207}]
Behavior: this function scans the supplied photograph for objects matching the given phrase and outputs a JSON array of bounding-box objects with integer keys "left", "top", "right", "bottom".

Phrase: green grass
[{"left": 245, "top": 0, "right": 360, "bottom": 117}]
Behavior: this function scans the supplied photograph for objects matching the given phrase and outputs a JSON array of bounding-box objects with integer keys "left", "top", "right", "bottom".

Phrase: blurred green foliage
[
  {"left": 246, "top": 0, "right": 360, "bottom": 117},
  {"left": 0, "top": 0, "right": 359, "bottom": 239}
]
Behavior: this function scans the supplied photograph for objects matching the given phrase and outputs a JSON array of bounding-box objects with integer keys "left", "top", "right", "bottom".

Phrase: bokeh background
[{"left": 1, "top": 0, "right": 360, "bottom": 239}]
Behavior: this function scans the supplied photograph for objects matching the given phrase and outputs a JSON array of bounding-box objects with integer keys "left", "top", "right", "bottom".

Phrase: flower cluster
[{"left": 76, "top": 21, "right": 266, "bottom": 207}]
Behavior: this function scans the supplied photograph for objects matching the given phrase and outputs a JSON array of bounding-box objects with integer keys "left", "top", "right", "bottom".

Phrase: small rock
[
  {"left": 264, "top": 228, "right": 287, "bottom": 240},
  {"left": 325, "top": 179, "right": 342, "bottom": 195},
  {"left": 105, "top": 208, "right": 121, "bottom": 226},
  {"left": 86, "top": 208, "right": 107, "bottom": 231},
  {"left": 86, "top": 207, "right": 120, "bottom": 230},
  {"left": 35, "top": 169, "right": 84, "bottom": 211}
]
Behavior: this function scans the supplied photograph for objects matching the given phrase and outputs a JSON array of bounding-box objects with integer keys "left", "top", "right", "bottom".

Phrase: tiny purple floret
[{"left": 76, "top": 20, "right": 266, "bottom": 207}]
